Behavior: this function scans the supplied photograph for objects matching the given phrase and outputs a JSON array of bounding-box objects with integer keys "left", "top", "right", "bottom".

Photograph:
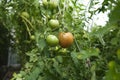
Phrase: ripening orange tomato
[{"left": 58, "top": 32, "right": 74, "bottom": 48}]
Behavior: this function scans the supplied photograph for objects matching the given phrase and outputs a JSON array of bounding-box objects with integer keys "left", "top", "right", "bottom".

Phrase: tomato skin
[
  {"left": 30, "top": 35, "right": 35, "bottom": 40},
  {"left": 58, "top": 32, "right": 74, "bottom": 48},
  {"left": 21, "top": 12, "right": 29, "bottom": 18},
  {"left": 42, "top": 0, "right": 48, "bottom": 6},
  {"left": 49, "top": 0, "right": 58, "bottom": 9},
  {"left": 49, "top": 19, "right": 59, "bottom": 29},
  {"left": 46, "top": 35, "right": 59, "bottom": 46},
  {"left": 108, "top": 61, "right": 115, "bottom": 70}
]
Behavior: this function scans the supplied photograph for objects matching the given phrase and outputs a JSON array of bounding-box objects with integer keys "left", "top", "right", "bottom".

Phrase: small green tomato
[{"left": 49, "top": 19, "right": 59, "bottom": 29}]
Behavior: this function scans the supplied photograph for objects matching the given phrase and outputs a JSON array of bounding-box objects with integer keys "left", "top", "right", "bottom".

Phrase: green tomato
[
  {"left": 42, "top": 0, "right": 48, "bottom": 6},
  {"left": 49, "top": 0, "right": 58, "bottom": 9},
  {"left": 21, "top": 12, "right": 29, "bottom": 18},
  {"left": 49, "top": 19, "right": 59, "bottom": 29},
  {"left": 46, "top": 35, "right": 59, "bottom": 46},
  {"left": 108, "top": 61, "right": 115, "bottom": 70},
  {"left": 16, "top": 39, "right": 19, "bottom": 44},
  {"left": 30, "top": 35, "right": 35, "bottom": 40}
]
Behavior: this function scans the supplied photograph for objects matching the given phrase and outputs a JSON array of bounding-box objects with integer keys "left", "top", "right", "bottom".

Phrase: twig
[
  {"left": 21, "top": 15, "right": 34, "bottom": 29},
  {"left": 23, "top": 19, "right": 31, "bottom": 37},
  {"left": 74, "top": 38, "right": 81, "bottom": 52}
]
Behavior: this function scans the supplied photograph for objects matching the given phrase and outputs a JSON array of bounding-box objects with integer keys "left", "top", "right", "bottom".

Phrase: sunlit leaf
[{"left": 77, "top": 48, "right": 100, "bottom": 60}]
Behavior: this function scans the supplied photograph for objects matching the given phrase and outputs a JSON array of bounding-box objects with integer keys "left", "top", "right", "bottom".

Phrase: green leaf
[
  {"left": 91, "top": 64, "right": 96, "bottom": 80},
  {"left": 25, "top": 62, "right": 33, "bottom": 69},
  {"left": 53, "top": 59, "right": 61, "bottom": 74},
  {"left": 109, "top": 2, "right": 120, "bottom": 24},
  {"left": 26, "top": 49, "right": 38, "bottom": 62},
  {"left": 77, "top": 48, "right": 100, "bottom": 60},
  {"left": 110, "top": 38, "right": 118, "bottom": 45},
  {"left": 37, "top": 38, "right": 46, "bottom": 50},
  {"left": 71, "top": 51, "right": 79, "bottom": 66},
  {"left": 33, "top": 0, "right": 39, "bottom": 8},
  {"left": 37, "top": 60, "right": 45, "bottom": 72},
  {"left": 25, "top": 67, "right": 40, "bottom": 80},
  {"left": 55, "top": 56, "right": 63, "bottom": 63}
]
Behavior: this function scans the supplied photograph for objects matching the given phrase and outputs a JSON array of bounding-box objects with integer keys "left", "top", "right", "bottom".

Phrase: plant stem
[
  {"left": 23, "top": 20, "right": 31, "bottom": 37},
  {"left": 21, "top": 15, "right": 34, "bottom": 29},
  {"left": 74, "top": 38, "right": 81, "bottom": 52}
]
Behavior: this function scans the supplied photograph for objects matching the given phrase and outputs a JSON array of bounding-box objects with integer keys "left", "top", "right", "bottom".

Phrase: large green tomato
[
  {"left": 46, "top": 35, "right": 59, "bottom": 46},
  {"left": 49, "top": 19, "right": 59, "bottom": 29}
]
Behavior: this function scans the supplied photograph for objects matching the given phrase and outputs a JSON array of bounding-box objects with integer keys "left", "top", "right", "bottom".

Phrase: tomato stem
[
  {"left": 23, "top": 19, "right": 31, "bottom": 37},
  {"left": 74, "top": 38, "right": 81, "bottom": 52},
  {"left": 21, "top": 15, "right": 34, "bottom": 29}
]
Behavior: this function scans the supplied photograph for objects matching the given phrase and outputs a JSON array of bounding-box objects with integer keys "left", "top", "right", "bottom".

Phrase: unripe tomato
[
  {"left": 58, "top": 32, "right": 74, "bottom": 48},
  {"left": 21, "top": 12, "right": 29, "bottom": 18},
  {"left": 49, "top": 19, "right": 59, "bottom": 29},
  {"left": 30, "top": 35, "right": 35, "bottom": 40},
  {"left": 16, "top": 39, "right": 19, "bottom": 44},
  {"left": 108, "top": 61, "right": 115, "bottom": 70},
  {"left": 49, "top": 0, "right": 58, "bottom": 9},
  {"left": 42, "top": 0, "right": 48, "bottom": 6},
  {"left": 46, "top": 35, "right": 59, "bottom": 46}
]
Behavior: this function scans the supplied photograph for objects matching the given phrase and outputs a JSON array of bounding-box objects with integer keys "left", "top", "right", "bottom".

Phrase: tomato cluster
[
  {"left": 46, "top": 32, "right": 74, "bottom": 48},
  {"left": 43, "top": 0, "right": 58, "bottom": 9},
  {"left": 42, "top": 0, "right": 74, "bottom": 48}
]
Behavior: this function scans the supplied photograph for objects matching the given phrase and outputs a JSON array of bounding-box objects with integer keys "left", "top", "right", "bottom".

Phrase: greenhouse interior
[{"left": 0, "top": 0, "right": 120, "bottom": 80}]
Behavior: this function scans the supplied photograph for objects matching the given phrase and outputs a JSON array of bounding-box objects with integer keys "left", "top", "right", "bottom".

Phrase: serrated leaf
[
  {"left": 53, "top": 59, "right": 62, "bottom": 75},
  {"left": 26, "top": 49, "right": 38, "bottom": 56},
  {"left": 25, "top": 62, "right": 33, "bottom": 69},
  {"left": 37, "top": 38, "right": 46, "bottom": 50},
  {"left": 19, "top": 71, "right": 26, "bottom": 76},
  {"left": 25, "top": 67, "right": 40, "bottom": 80}
]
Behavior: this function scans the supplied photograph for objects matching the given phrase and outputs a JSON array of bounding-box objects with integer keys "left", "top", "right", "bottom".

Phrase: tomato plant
[{"left": 0, "top": 0, "right": 120, "bottom": 80}]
